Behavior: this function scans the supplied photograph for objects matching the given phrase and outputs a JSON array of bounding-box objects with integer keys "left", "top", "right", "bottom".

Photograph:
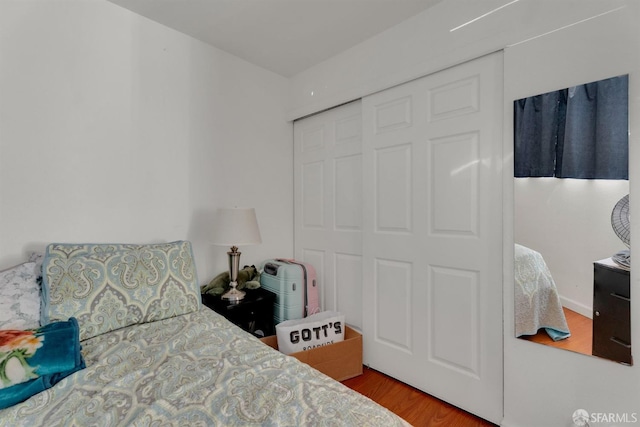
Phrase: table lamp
[{"left": 211, "top": 207, "right": 262, "bottom": 302}]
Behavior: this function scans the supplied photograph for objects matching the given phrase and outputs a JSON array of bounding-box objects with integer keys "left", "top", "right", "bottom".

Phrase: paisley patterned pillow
[
  {"left": 41, "top": 241, "right": 201, "bottom": 341},
  {"left": 0, "top": 262, "right": 41, "bottom": 330}
]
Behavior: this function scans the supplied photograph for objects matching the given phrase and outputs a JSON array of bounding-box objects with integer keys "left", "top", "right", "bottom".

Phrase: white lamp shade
[{"left": 211, "top": 208, "right": 262, "bottom": 246}]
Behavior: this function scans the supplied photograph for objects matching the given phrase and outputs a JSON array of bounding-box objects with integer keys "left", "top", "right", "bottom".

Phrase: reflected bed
[{"left": 514, "top": 244, "right": 571, "bottom": 341}]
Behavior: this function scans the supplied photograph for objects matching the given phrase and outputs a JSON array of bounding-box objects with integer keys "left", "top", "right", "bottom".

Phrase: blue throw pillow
[{"left": 0, "top": 318, "right": 85, "bottom": 409}]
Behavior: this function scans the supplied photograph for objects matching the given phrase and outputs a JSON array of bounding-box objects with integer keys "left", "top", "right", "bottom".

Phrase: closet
[{"left": 294, "top": 52, "right": 504, "bottom": 424}]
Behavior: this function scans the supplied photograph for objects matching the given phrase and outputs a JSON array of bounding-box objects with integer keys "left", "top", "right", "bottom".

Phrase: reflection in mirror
[{"left": 513, "top": 74, "right": 631, "bottom": 365}]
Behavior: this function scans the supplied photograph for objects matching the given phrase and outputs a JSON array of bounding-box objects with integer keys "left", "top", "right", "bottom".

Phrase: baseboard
[{"left": 559, "top": 296, "right": 592, "bottom": 319}]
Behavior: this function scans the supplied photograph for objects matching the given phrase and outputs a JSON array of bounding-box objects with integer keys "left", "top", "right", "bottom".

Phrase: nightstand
[
  {"left": 592, "top": 258, "right": 631, "bottom": 365},
  {"left": 202, "top": 287, "right": 276, "bottom": 338}
]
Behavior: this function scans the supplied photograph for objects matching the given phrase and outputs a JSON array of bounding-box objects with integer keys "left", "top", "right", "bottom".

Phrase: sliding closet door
[
  {"left": 362, "top": 52, "right": 503, "bottom": 423},
  {"left": 293, "top": 101, "right": 363, "bottom": 329}
]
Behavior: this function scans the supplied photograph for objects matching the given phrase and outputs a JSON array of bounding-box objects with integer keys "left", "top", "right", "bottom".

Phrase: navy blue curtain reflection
[
  {"left": 514, "top": 91, "right": 565, "bottom": 177},
  {"left": 514, "top": 75, "right": 628, "bottom": 180}
]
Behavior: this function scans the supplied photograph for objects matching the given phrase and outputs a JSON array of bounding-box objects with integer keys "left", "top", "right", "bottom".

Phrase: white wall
[
  {"left": 515, "top": 179, "right": 628, "bottom": 317},
  {"left": 287, "top": 0, "right": 631, "bottom": 121},
  {"left": 290, "top": 1, "right": 640, "bottom": 426},
  {"left": 0, "top": 0, "right": 293, "bottom": 282}
]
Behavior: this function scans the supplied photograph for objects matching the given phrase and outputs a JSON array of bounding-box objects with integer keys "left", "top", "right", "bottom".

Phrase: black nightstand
[
  {"left": 593, "top": 258, "right": 631, "bottom": 365},
  {"left": 201, "top": 287, "right": 276, "bottom": 338}
]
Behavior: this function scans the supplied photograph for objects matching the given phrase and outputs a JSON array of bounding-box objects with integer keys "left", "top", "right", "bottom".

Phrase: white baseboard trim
[{"left": 559, "top": 295, "right": 592, "bottom": 319}]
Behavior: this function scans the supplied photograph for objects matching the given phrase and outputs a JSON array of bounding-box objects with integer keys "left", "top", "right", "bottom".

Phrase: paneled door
[
  {"left": 293, "top": 101, "right": 364, "bottom": 329},
  {"left": 362, "top": 52, "right": 503, "bottom": 423}
]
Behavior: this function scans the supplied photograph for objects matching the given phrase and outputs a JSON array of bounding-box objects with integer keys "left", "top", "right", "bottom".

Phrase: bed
[
  {"left": 0, "top": 241, "right": 410, "bottom": 426},
  {"left": 514, "top": 243, "right": 571, "bottom": 341}
]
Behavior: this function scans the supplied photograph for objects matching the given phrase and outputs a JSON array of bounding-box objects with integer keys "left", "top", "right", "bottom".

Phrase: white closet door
[
  {"left": 362, "top": 52, "right": 503, "bottom": 423},
  {"left": 294, "top": 101, "right": 363, "bottom": 329}
]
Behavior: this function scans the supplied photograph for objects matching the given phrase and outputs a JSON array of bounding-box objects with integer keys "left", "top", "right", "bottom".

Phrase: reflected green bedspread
[{"left": 0, "top": 308, "right": 409, "bottom": 427}]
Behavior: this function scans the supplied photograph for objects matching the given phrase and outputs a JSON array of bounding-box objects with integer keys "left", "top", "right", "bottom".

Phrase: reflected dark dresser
[{"left": 592, "top": 258, "right": 632, "bottom": 365}]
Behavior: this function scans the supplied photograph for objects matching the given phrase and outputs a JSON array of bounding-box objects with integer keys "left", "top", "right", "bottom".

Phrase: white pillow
[{"left": 0, "top": 262, "right": 41, "bottom": 330}]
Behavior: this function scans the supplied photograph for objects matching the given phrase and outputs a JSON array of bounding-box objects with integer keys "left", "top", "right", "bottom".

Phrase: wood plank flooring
[
  {"left": 519, "top": 307, "right": 592, "bottom": 356},
  {"left": 342, "top": 367, "right": 496, "bottom": 427},
  {"left": 341, "top": 308, "right": 592, "bottom": 426}
]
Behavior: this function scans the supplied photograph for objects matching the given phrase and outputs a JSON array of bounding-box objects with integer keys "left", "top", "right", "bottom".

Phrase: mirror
[{"left": 513, "top": 74, "right": 631, "bottom": 365}]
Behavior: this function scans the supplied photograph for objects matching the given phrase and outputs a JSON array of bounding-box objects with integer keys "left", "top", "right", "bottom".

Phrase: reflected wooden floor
[
  {"left": 342, "top": 367, "right": 496, "bottom": 427},
  {"left": 520, "top": 307, "right": 592, "bottom": 355}
]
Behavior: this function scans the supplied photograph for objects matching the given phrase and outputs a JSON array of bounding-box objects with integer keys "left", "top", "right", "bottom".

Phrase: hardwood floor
[
  {"left": 519, "top": 307, "right": 592, "bottom": 356},
  {"left": 342, "top": 367, "right": 496, "bottom": 427},
  {"left": 341, "top": 309, "right": 591, "bottom": 426}
]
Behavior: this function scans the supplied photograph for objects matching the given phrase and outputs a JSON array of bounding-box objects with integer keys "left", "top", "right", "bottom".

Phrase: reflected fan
[
  {"left": 611, "top": 194, "right": 630, "bottom": 269},
  {"left": 611, "top": 194, "right": 630, "bottom": 247}
]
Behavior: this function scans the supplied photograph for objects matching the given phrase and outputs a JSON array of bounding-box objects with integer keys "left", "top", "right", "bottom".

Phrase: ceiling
[{"left": 107, "top": 0, "right": 443, "bottom": 77}]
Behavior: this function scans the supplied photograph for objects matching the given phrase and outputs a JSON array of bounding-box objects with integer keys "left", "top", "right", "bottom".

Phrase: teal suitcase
[{"left": 260, "top": 259, "right": 319, "bottom": 325}]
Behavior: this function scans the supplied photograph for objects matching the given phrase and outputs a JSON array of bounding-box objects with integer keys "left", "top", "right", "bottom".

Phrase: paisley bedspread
[
  {"left": 514, "top": 244, "right": 571, "bottom": 341},
  {"left": 0, "top": 308, "right": 409, "bottom": 427}
]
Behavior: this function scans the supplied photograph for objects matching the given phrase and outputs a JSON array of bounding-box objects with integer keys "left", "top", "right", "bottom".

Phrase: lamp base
[{"left": 221, "top": 281, "right": 245, "bottom": 302}]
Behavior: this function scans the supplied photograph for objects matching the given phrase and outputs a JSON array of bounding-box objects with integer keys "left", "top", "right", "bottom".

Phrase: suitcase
[
  {"left": 276, "top": 258, "right": 320, "bottom": 318},
  {"left": 260, "top": 259, "right": 320, "bottom": 325}
]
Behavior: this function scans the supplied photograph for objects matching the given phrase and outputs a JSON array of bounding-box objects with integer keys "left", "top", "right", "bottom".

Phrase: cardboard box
[{"left": 260, "top": 326, "right": 363, "bottom": 382}]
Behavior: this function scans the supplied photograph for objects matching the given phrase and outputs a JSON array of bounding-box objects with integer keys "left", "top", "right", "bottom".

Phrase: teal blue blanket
[{"left": 0, "top": 318, "right": 85, "bottom": 409}]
